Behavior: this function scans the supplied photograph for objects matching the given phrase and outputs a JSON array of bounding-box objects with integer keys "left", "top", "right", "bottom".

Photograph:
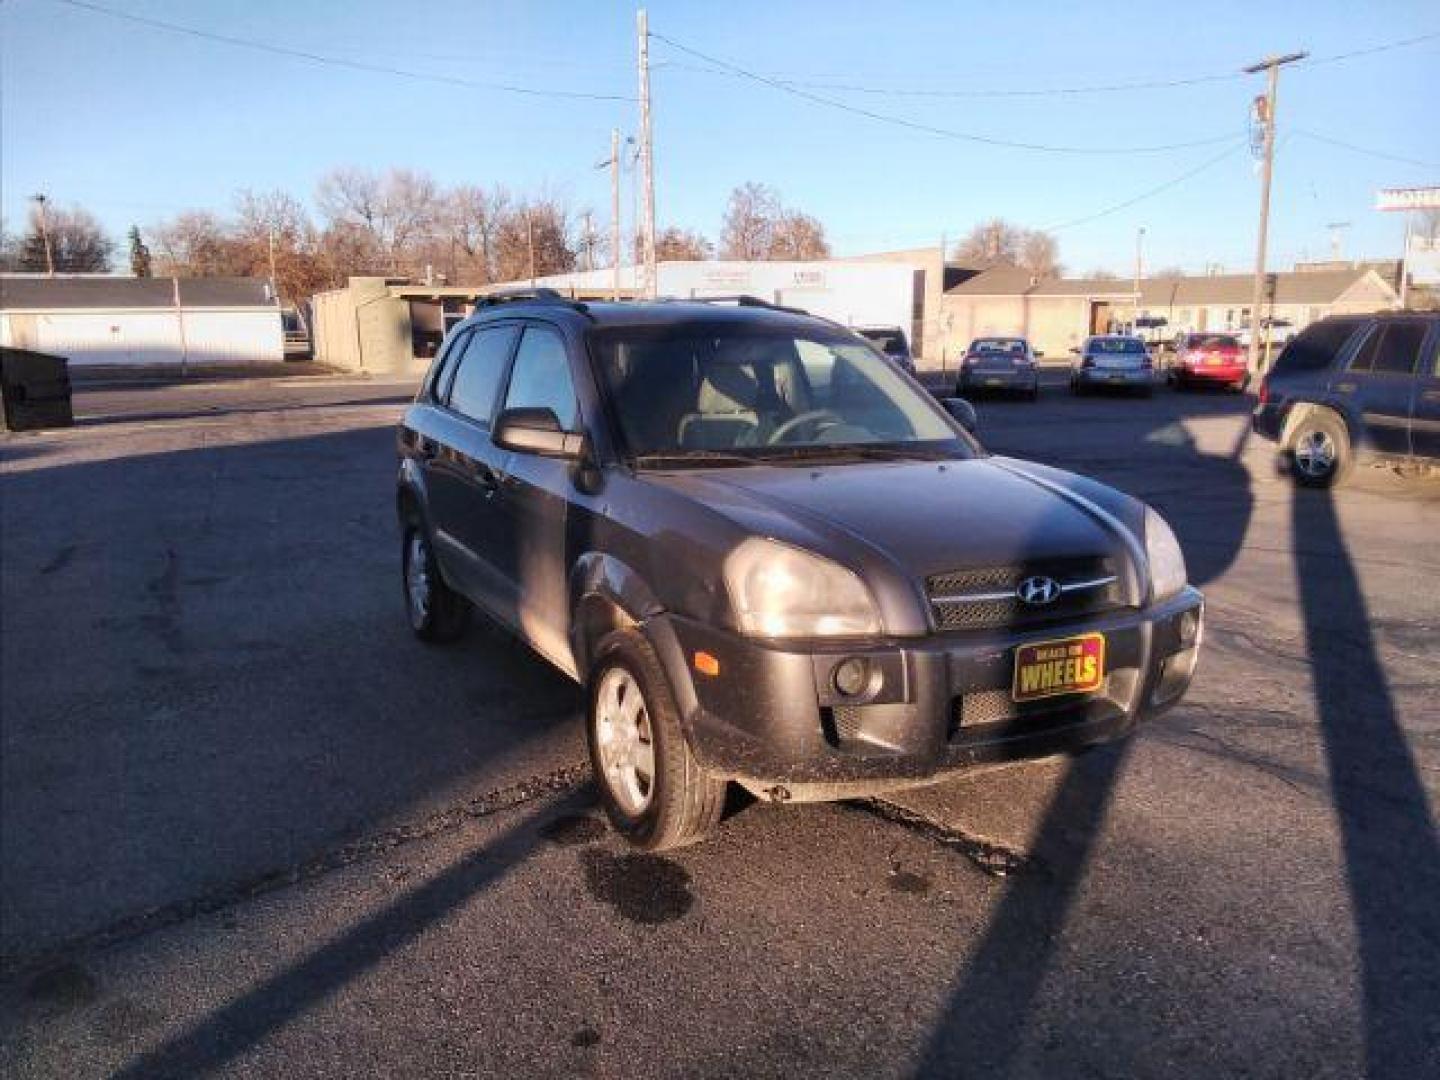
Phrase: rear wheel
[
  {"left": 1288, "top": 410, "right": 1352, "bottom": 488},
  {"left": 587, "top": 629, "right": 726, "bottom": 850},
  {"left": 402, "top": 523, "right": 469, "bottom": 642}
]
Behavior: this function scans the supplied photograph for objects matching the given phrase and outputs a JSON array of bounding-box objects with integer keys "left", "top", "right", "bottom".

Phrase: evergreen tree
[{"left": 128, "top": 225, "right": 152, "bottom": 278}]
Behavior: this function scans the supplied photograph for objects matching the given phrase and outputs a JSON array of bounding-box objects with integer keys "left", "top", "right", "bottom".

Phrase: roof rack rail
[
  {"left": 474, "top": 287, "right": 591, "bottom": 316},
  {"left": 660, "top": 294, "right": 812, "bottom": 317}
]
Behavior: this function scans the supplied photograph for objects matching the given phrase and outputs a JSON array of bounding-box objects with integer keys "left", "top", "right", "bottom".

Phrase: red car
[{"left": 1171, "top": 333, "right": 1248, "bottom": 392}]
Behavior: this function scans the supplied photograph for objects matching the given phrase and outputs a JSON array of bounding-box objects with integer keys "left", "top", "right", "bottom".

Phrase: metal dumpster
[{"left": 0, "top": 348, "right": 74, "bottom": 432}]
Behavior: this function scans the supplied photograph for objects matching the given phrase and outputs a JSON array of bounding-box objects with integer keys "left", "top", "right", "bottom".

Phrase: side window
[
  {"left": 430, "top": 328, "right": 471, "bottom": 399},
  {"left": 1273, "top": 320, "right": 1360, "bottom": 375},
  {"left": 1370, "top": 323, "right": 1426, "bottom": 376},
  {"left": 501, "top": 326, "right": 579, "bottom": 429},
  {"left": 446, "top": 325, "right": 518, "bottom": 424}
]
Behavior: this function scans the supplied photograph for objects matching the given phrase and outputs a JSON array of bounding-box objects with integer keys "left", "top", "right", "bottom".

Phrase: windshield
[
  {"left": 590, "top": 324, "right": 970, "bottom": 463},
  {"left": 969, "top": 338, "right": 1026, "bottom": 356},
  {"left": 1087, "top": 337, "right": 1146, "bottom": 355},
  {"left": 1186, "top": 334, "right": 1240, "bottom": 349}
]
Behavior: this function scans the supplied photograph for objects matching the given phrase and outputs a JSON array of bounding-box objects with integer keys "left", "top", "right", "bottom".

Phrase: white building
[
  {"left": 523, "top": 259, "right": 921, "bottom": 344},
  {"left": 0, "top": 275, "right": 282, "bottom": 368}
]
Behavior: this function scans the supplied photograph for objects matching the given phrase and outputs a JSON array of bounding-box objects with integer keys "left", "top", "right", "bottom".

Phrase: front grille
[
  {"left": 954, "top": 685, "right": 1101, "bottom": 730},
  {"left": 927, "top": 556, "right": 1123, "bottom": 632}
]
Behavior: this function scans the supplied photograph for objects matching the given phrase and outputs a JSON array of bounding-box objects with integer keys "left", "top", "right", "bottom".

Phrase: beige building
[{"left": 940, "top": 265, "right": 1399, "bottom": 362}]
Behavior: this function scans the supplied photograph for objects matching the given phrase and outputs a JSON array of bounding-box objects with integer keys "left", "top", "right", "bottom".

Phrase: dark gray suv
[{"left": 396, "top": 291, "right": 1203, "bottom": 849}]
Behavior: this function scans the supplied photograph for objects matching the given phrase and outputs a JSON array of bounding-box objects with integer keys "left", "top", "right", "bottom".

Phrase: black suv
[
  {"left": 1254, "top": 312, "right": 1440, "bottom": 486},
  {"left": 397, "top": 291, "right": 1203, "bottom": 849}
]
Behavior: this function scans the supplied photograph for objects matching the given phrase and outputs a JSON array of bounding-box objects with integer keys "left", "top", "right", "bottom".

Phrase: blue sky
[{"left": 3, "top": 0, "right": 1437, "bottom": 275}]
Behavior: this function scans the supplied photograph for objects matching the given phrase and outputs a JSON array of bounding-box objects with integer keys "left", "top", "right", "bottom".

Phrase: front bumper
[{"left": 645, "top": 588, "right": 1204, "bottom": 799}]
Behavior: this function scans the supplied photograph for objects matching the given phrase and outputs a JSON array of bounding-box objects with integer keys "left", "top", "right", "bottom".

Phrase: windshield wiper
[
  {"left": 761, "top": 443, "right": 958, "bottom": 463},
  {"left": 630, "top": 450, "right": 763, "bottom": 469}
]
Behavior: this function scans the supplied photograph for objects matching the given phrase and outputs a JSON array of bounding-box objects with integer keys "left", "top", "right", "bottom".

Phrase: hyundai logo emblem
[{"left": 1016, "top": 575, "right": 1061, "bottom": 606}]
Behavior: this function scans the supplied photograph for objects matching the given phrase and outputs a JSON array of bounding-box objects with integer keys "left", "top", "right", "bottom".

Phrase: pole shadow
[
  {"left": 112, "top": 789, "right": 589, "bottom": 1078},
  {"left": 1291, "top": 486, "right": 1440, "bottom": 1077}
]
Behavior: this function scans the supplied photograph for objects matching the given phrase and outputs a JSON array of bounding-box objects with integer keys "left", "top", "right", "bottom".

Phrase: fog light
[{"left": 832, "top": 657, "right": 870, "bottom": 697}]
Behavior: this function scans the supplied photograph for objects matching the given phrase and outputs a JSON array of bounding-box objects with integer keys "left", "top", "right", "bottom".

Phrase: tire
[
  {"left": 1287, "top": 409, "right": 1353, "bottom": 488},
  {"left": 587, "top": 629, "right": 726, "bottom": 850},
  {"left": 402, "top": 522, "right": 470, "bottom": 642}
]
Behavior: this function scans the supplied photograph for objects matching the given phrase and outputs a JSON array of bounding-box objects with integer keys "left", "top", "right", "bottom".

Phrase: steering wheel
[{"left": 767, "top": 409, "right": 844, "bottom": 445}]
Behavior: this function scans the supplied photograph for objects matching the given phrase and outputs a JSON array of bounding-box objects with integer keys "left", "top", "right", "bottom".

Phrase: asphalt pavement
[{"left": 1, "top": 372, "right": 1436, "bottom": 1078}]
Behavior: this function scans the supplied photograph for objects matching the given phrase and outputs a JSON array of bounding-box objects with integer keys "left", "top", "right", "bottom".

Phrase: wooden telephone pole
[
  {"left": 1243, "top": 51, "right": 1307, "bottom": 374},
  {"left": 636, "top": 9, "right": 658, "bottom": 299}
]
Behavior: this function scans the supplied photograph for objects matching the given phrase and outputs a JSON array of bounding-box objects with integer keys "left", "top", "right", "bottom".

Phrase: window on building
[{"left": 446, "top": 324, "right": 518, "bottom": 424}]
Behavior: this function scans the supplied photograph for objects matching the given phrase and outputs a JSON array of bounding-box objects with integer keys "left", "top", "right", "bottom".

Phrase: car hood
[{"left": 645, "top": 455, "right": 1142, "bottom": 582}]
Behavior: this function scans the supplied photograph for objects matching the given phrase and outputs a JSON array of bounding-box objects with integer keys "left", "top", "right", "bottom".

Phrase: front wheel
[
  {"left": 587, "top": 629, "right": 727, "bottom": 850},
  {"left": 1288, "top": 410, "right": 1352, "bottom": 488}
]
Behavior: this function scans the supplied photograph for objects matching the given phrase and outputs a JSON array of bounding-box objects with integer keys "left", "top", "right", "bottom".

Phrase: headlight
[
  {"left": 1144, "top": 506, "right": 1188, "bottom": 602},
  {"left": 724, "top": 538, "right": 881, "bottom": 638}
]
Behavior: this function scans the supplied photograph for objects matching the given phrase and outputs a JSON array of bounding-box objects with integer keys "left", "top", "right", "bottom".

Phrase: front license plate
[
  {"left": 1109, "top": 374, "right": 1126, "bottom": 382},
  {"left": 985, "top": 377, "right": 1004, "bottom": 386},
  {"left": 1013, "top": 633, "right": 1106, "bottom": 702}
]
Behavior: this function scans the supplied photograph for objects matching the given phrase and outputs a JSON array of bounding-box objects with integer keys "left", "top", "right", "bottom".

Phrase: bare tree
[
  {"left": 494, "top": 199, "right": 576, "bottom": 282},
  {"left": 152, "top": 211, "right": 241, "bottom": 277},
  {"left": 444, "top": 184, "right": 511, "bottom": 284},
  {"left": 953, "top": 219, "right": 1023, "bottom": 266},
  {"left": 11, "top": 204, "right": 114, "bottom": 273},
  {"left": 650, "top": 226, "right": 712, "bottom": 261},
  {"left": 315, "top": 167, "right": 440, "bottom": 274},
  {"left": 720, "top": 182, "right": 782, "bottom": 260},
  {"left": 769, "top": 211, "right": 830, "bottom": 260},
  {"left": 1018, "top": 230, "right": 1060, "bottom": 278},
  {"left": 1087, "top": 268, "right": 1121, "bottom": 281}
]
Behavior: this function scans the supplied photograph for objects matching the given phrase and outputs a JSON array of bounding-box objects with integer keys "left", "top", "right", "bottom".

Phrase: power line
[
  {"left": 660, "top": 30, "right": 1439, "bottom": 99},
  {"left": 1291, "top": 130, "right": 1440, "bottom": 170},
  {"left": 50, "top": 0, "right": 635, "bottom": 102},
  {"left": 1042, "top": 140, "right": 1249, "bottom": 232},
  {"left": 648, "top": 32, "right": 1239, "bottom": 154}
]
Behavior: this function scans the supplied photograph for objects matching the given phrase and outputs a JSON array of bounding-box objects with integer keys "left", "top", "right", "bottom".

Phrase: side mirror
[
  {"left": 494, "top": 407, "right": 583, "bottom": 458},
  {"left": 942, "top": 397, "right": 978, "bottom": 434},
  {"left": 1033, "top": 349, "right": 1045, "bottom": 359}
]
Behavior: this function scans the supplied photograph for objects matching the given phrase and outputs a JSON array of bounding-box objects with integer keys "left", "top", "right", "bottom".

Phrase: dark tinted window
[
  {"left": 446, "top": 324, "right": 517, "bottom": 423},
  {"left": 1186, "top": 334, "right": 1240, "bottom": 349},
  {"left": 1272, "top": 320, "right": 1359, "bottom": 375},
  {"left": 1088, "top": 338, "right": 1146, "bottom": 354},
  {"left": 501, "top": 326, "right": 578, "bottom": 428},
  {"left": 1350, "top": 322, "right": 1426, "bottom": 376}
]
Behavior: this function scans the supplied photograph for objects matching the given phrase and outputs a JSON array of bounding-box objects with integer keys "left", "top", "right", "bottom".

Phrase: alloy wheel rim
[
  {"left": 594, "top": 666, "right": 656, "bottom": 816},
  {"left": 1294, "top": 430, "right": 1336, "bottom": 477},
  {"left": 406, "top": 532, "right": 431, "bottom": 623}
]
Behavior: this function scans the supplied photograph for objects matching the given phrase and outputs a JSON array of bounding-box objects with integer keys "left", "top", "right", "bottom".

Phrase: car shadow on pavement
[
  {"left": 1291, "top": 487, "right": 1440, "bottom": 1077},
  {"left": 107, "top": 789, "right": 590, "bottom": 1077},
  {"left": 914, "top": 400, "right": 1255, "bottom": 1075}
]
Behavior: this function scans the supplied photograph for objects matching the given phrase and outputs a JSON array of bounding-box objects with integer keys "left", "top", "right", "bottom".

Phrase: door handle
[
  {"left": 1423, "top": 389, "right": 1440, "bottom": 402},
  {"left": 1334, "top": 382, "right": 1356, "bottom": 394}
]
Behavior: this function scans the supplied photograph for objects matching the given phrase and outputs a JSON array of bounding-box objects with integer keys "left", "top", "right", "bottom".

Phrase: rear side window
[
  {"left": 501, "top": 326, "right": 578, "bottom": 429},
  {"left": 446, "top": 324, "right": 518, "bottom": 424},
  {"left": 1348, "top": 322, "right": 1426, "bottom": 376},
  {"left": 1272, "top": 321, "right": 1359, "bottom": 375}
]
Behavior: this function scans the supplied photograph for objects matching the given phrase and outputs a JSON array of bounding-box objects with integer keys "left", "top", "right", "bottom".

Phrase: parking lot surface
[{"left": 2, "top": 374, "right": 1437, "bottom": 1078}]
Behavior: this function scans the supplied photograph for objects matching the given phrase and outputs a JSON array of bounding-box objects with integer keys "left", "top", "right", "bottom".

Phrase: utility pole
[
  {"left": 1133, "top": 226, "right": 1146, "bottom": 331},
  {"left": 266, "top": 225, "right": 280, "bottom": 303},
  {"left": 636, "top": 8, "right": 658, "bottom": 298},
  {"left": 611, "top": 129, "right": 622, "bottom": 300},
  {"left": 526, "top": 209, "right": 536, "bottom": 286},
  {"left": 30, "top": 194, "right": 55, "bottom": 276},
  {"left": 1242, "top": 51, "right": 1307, "bottom": 375},
  {"left": 581, "top": 211, "right": 595, "bottom": 273}
]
